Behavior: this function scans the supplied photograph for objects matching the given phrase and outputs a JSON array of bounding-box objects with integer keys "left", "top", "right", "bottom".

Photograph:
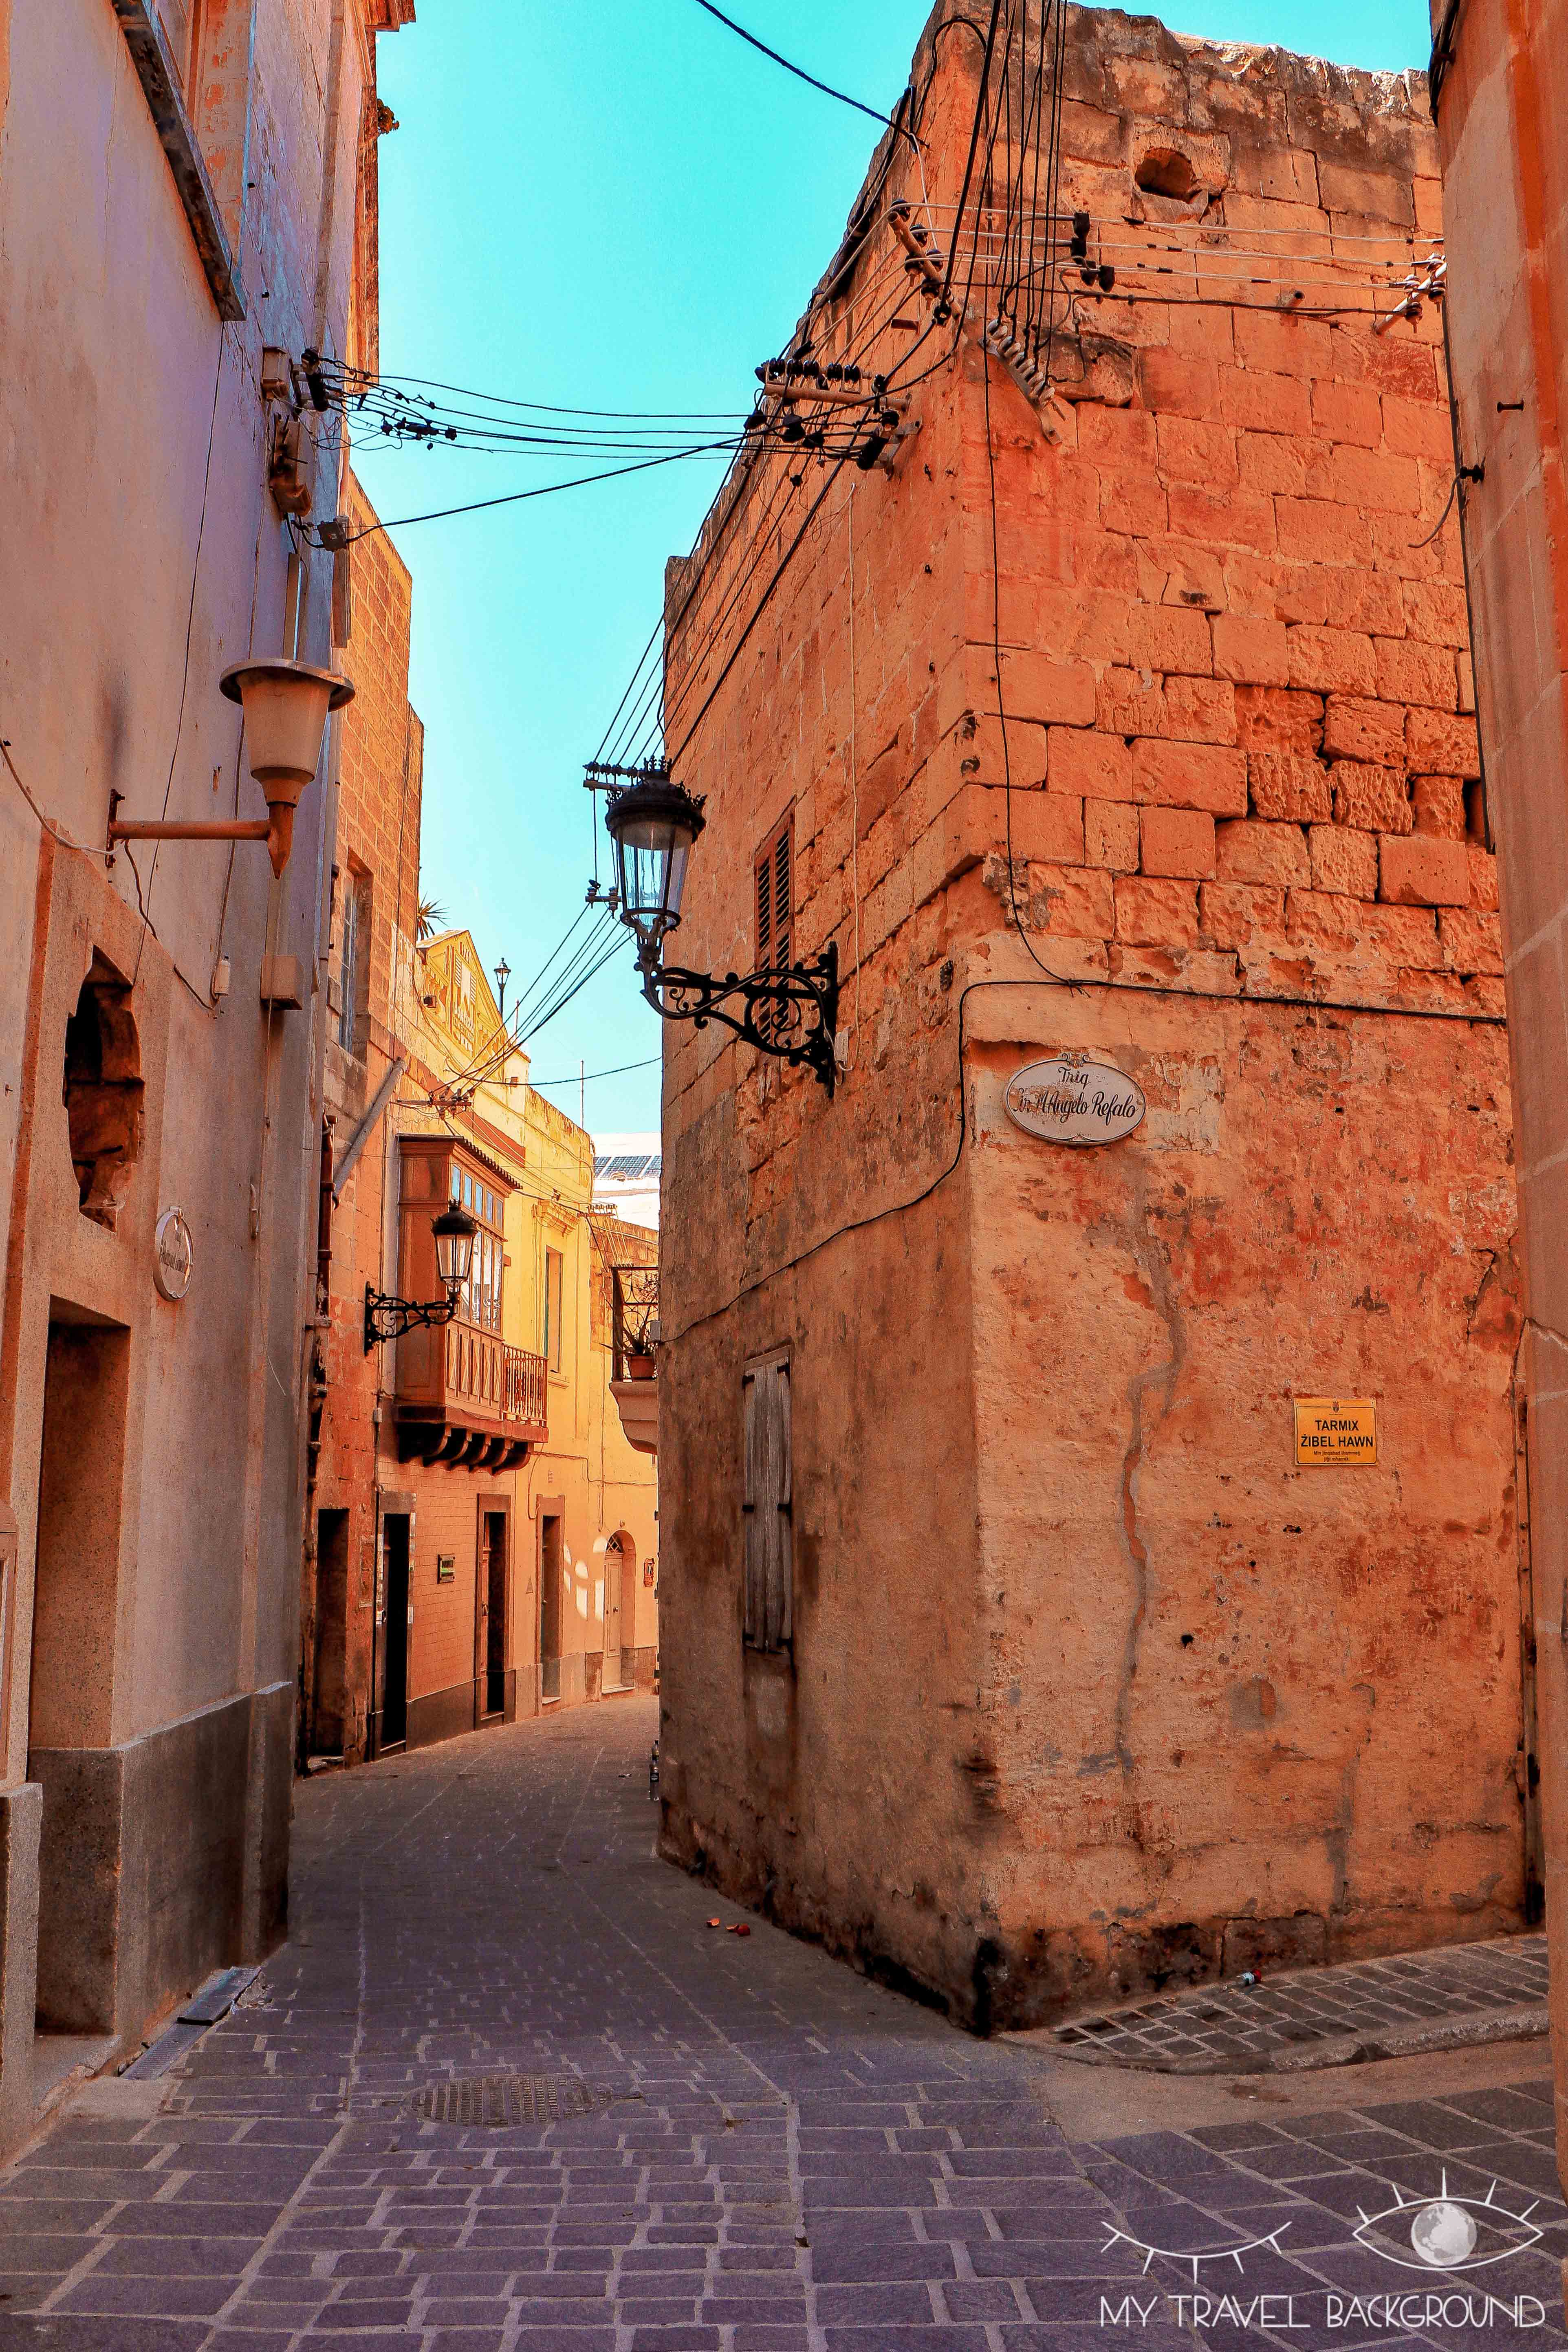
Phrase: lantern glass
[
  {"left": 432, "top": 1203, "right": 478, "bottom": 1291},
  {"left": 604, "top": 775, "right": 706, "bottom": 962}
]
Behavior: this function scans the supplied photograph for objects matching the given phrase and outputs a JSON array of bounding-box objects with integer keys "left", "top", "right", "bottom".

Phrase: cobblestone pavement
[
  {"left": 1053, "top": 1940, "right": 1551, "bottom": 2075},
  {"left": 0, "top": 1698, "right": 1562, "bottom": 2350}
]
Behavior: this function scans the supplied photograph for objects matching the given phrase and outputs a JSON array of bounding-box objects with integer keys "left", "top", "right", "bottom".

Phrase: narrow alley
[{"left": 0, "top": 1701, "right": 1564, "bottom": 2350}]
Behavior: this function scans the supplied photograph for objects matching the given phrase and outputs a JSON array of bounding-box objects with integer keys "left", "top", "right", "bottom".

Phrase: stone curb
[{"left": 1033, "top": 2001, "right": 1550, "bottom": 2077}]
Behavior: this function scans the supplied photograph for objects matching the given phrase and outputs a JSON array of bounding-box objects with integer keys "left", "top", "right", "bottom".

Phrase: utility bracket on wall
[{"left": 890, "top": 203, "right": 1072, "bottom": 443}]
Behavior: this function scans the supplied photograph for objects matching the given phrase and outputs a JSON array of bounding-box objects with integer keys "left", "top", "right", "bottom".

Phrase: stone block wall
[
  {"left": 1426, "top": 0, "right": 1568, "bottom": 2219},
  {"left": 305, "top": 473, "right": 424, "bottom": 1767},
  {"left": 656, "top": 2, "right": 1528, "bottom": 2026}
]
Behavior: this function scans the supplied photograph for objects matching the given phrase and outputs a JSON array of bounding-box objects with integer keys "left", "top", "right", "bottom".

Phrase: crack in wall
[
  {"left": 1326, "top": 1683, "right": 1377, "bottom": 1920},
  {"left": 1465, "top": 1246, "right": 1500, "bottom": 1338},
  {"left": 1112, "top": 1176, "right": 1187, "bottom": 1779}
]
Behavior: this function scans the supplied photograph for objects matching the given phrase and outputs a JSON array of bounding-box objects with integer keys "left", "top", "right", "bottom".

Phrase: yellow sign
[{"left": 1294, "top": 1397, "right": 1377, "bottom": 1467}]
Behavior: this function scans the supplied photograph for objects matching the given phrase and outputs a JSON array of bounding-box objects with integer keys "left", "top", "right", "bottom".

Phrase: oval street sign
[
  {"left": 153, "top": 1206, "right": 194, "bottom": 1301},
  {"left": 1004, "top": 1054, "right": 1146, "bottom": 1147}
]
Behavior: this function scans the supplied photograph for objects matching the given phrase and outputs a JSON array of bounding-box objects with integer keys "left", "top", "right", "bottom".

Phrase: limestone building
[
  {"left": 652, "top": 3, "right": 1527, "bottom": 2027},
  {"left": 1425, "top": 0, "right": 1568, "bottom": 2210},
  {"left": 0, "top": 0, "right": 411, "bottom": 2137},
  {"left": 301, "top": 480, "right": 659, "bottom": 1763}
]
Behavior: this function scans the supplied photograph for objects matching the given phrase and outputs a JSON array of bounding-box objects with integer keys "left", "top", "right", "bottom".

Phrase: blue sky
[{"left": 360, "top": 0, "right": 1431, "bottom": 1136}]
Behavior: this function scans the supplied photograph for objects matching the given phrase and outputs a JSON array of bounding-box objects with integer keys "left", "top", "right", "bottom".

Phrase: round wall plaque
[
  {"left": 153, "top": 1207, "right": 194, "bottom": 1301},
  {"left": 1004, "top": 1054, "right": 1146, "bottom": 1147}
]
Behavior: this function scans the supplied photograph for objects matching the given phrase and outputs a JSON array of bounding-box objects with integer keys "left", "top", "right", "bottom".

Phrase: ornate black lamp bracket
[
  {"left": 364, "top": 1284, "right": 459, "bottom": 1353},
  {"left": 641, "top": 942, "right": 839, "bottom": 1096}
]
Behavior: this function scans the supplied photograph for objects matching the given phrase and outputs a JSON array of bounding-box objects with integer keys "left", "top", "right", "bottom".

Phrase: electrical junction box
[
  {"left": 260, "top": 955, "right": 306, "bottom": 1010},
  {"left": 260, "top": 347, "right": 293, "bottom": 402}
]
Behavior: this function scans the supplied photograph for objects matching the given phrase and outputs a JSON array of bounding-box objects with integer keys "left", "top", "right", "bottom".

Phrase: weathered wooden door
[
  {"left": 742, "top": 1354, "right": 792, "bottom": 1651},
  {"left": 480, "top": 1511, "right": 507, "bottom": 1718},
  {"left": 540, "top": 1513, "right": 562, "bottom": 1700},
  {"left": 604, "top": 1535, "right": 625, "bottom": 1687},
  {"left": 379, "top": 1515, "right": 410, "bottom": 1749}
]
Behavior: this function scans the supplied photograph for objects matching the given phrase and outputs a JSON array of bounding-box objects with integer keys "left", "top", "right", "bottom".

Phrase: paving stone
[
  {"left": 0, "top": 1701, "right": 1557, "bottom": 2349},
  {"left": 1054, "top": 1935, "right": 1551, "bottom": 2074}
]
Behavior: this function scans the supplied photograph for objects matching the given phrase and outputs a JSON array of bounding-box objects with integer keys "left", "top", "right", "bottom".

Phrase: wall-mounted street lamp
[
  {"left": 363, "top": 1202, "right": 479, "bottom": 1352},
  {"left": 108, "top": 658, "right": 355, "bottom": 880},
  {"left": 592, "top": 759, "right": 839, "bottom": 1096}
]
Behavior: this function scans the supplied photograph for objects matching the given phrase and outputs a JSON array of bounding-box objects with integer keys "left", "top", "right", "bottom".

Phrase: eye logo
[
  {"left": 1352, "top": 2175, "right": 1545, "bottom": 2273},
  {"left": 1101, "top": 2224, "right": 1292, "bottom": 2283}
]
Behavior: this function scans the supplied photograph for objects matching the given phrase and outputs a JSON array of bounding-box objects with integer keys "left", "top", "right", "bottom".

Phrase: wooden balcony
[{"left": 392, "top": 1320, "right": 549, "bottom": 1470}]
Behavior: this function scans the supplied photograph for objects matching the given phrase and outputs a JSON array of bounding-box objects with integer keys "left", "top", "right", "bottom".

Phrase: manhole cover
[{"left": 407, "top": 2073, "right": 612, "bottom": 2127}]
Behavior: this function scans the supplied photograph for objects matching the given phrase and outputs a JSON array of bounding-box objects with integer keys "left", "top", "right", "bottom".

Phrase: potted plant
[{"left": 624, "top": 1303, "right": 659, "bottom": 1380}]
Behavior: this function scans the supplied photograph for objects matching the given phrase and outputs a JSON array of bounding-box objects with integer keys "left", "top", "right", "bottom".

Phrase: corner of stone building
[
  {"left": 0, "top": 1784, "right": 40, "bottom": 2154},
  {"left": 241, "top": 1682, "right": 294, "bottom": 1962}
]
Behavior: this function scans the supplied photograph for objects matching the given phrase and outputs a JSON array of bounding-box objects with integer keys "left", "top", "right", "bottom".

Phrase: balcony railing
[
  {"left": 392, "top": 1317, "right": 548, "bottom": 1470},
  {"left": 443, "top": 1324, "right": 548, "bottom": 1426}
]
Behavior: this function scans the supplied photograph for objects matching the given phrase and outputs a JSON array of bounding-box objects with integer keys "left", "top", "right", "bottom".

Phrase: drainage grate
[{"left": 407, "top": 2072, "right": 613, "bottom": 2127}]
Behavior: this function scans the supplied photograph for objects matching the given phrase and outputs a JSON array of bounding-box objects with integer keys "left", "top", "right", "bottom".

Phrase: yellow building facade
[{"left": 306, "top": 910, "right": 658, "bottom": 1762}]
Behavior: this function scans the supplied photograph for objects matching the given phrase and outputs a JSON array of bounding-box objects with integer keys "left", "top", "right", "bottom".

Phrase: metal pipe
[{"left": 108, "top": 818, "right": 271, "bottom": 842}]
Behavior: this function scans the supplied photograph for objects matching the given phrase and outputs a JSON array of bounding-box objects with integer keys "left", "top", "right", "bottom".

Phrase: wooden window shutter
[
  {"left": 755, "top": 817, "right": 793, "bottom": 966},
  {"left": 755, "top": 848, "right": 773, "bottom": 960},
  {"left": 773, "top": 827, "right": 791, "bottom": 969},
  {"left": 742, "top": 1354, "right": 792, "bottom": 1651},
  {"left": 754, "top": 817, "right": 793, "bottom": 1044}
]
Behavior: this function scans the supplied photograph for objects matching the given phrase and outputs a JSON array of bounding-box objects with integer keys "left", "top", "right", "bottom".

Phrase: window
[
  {"left": 755, "top": 816, "right": 793, "bottom": 971},
  {"left": 545, "top": 1249, "right": 564, "bottom": 1373},
  {"left": 338, "top": 866, "right": 370, "bottom": 1054},
  {"left": 742, "top": 1353, "right": 792, "bottom": 1652},
  {"left": 755, "top": 815, "right": 793, "bottom": 1040},
  {"left": 447, "top": 1155, "right": 504, "bottom": 1331}
]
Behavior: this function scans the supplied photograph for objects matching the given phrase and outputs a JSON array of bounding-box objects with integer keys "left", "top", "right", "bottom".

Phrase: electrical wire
[
  {"left": 649, "top": 229, "right": 937, "bottom": 760},
  {"left": 614, "top": 0, "right": 1011, "bottom": 777},
  {"left": 136, "top": 321, "right": 226, "bottom": 982},
  {"left": 981, "top": 230, "right": 1076, "bottom": 996},
  {"left": 940, "top": 0, "right": 1004, "bottom": 312},
  {"left": 319, "top": 447, "right": 741, "bottom": 550},
  {"left": 668, "top": 451, "right": 855, "bottom": 770},
  {"left": 335, "top": 363, "right": 748, "bottom": 420},
  {"left": 520, "top": 928, "right": 629, "bottom": 1046},
  {"left": 0, "top": 735, "right": 112, "bottom": 859},
  {"left": 441, "top": 907, "right": 628, "bottom": 1101},
  {"left": 437, "top": 901, "right": 617, "bottom": 1096},
  {"left": 689, "top": 0, "right": 919, "bottom": 146},
  {"left": 588, "top": 0, "right": 1036, "bottom": 785},
  {"left": 531, "top": 1054, "right": 662, "bottom": 1087}
]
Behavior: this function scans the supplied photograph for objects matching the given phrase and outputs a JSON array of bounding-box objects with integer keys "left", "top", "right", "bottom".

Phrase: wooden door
[
  {"left": 604, "top": 1535, "right": 624, "bottom": 1687},
  {"left": 482, "top": 1511, "right": 507, "bottom": 1717},
  {"left": 381, "top": 1516, "right": 410, "bottom": 1748},
  {"left": 540, "top": 1513, "right": 562, "bottom": 1700}
]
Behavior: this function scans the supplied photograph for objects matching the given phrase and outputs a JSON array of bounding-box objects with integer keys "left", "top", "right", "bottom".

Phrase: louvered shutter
[
  {"left": 773, "top": 828, "right": 791, "bottom": 971},
  {"left": 756, "top": 849, "right": 773, "bottom": 960},
  {"left": 754, "top": 818, "right": 793, "bottom": 1045},
  {"left": 742, "top": 1355, "right": 792, "bottom": 1651}
]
